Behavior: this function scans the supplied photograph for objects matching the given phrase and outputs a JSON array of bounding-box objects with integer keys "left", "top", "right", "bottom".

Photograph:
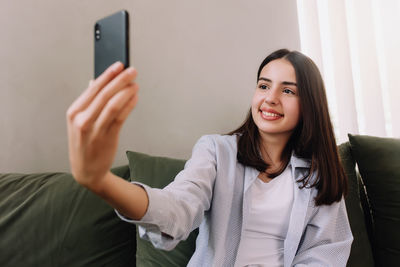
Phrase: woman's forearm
[{"left": 91, "top": 171, "right": 149, "bottom": 220}]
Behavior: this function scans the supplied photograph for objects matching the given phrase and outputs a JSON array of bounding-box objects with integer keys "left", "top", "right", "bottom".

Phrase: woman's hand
[{"left": 66, "top": 62, "right": 139, "bottom": 193}]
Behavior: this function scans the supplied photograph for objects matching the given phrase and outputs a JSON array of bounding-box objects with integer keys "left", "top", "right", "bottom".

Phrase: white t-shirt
[{"left": 235, "top": 164, "right": 294, "bottom": 267}]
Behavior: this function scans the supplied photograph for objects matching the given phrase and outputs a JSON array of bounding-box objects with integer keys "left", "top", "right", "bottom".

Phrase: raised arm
[{"left": 66, "top": 61, "right": 148, "bottom": 220}]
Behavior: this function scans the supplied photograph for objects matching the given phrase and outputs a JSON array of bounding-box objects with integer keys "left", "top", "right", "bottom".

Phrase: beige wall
[{"left": 0, "top": 0, "right": 300, "bottom": 173}]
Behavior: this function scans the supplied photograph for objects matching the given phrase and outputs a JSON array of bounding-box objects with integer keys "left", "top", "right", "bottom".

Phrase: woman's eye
[
  {"left": 283, "top": 88, "right": 295, "bottom": 95},
  {"left": 259, "top": 84, "right": 269, "bottom": 90}
]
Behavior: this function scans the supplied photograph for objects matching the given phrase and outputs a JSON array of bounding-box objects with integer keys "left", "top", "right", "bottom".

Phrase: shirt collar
[
  {"left": 289, "top": 151, "right": 311, "bottom": 169},
  {"left": 244, "top": 151, "right": 311, "bottom": 193}
]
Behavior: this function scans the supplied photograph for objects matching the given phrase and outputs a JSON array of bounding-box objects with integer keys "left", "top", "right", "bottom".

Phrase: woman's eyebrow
[
  {"left": 258, "top": 77, "right": 297, "bottom": 86},
  {"left": 258, "top": 77, "right": 271, "bottom": 82},
  {"left": 282, "top": 81, "right": 297, "bottom": 86}
]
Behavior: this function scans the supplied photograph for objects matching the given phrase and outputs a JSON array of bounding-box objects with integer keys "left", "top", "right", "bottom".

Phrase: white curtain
[{"left": 296, "top": 0, "right": 400, "bottom": 143}]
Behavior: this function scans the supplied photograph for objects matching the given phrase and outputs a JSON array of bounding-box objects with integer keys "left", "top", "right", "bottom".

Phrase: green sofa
[{"left": 1, "top": 134, "right": 399, "bottom": 266}]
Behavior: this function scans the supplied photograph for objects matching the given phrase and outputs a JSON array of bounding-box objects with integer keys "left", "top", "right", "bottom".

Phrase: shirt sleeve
[
  {"left": 115, "top": 135, "right": 217, "bottom": 251},
  {"left": 292, "top": 197, "right": 353, "bottom": 267}
]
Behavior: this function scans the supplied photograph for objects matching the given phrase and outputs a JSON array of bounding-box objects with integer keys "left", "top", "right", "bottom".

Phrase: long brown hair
[{"left": 230, "top": 49, "right": 347, "bottom": 206}]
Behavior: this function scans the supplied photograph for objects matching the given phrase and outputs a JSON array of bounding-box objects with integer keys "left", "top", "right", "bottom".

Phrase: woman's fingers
[
  {"left": 82, "top": 67, "right": 137, "bottom": 126},
  {"left": 115, "top": 91, "right": 139, "bottom": 124},
  {"left": 66, "top": 62, "right": 124, "bottom": 121},
  {"left": 94, "top": 81, "right": 139, "bottom": 133},
  {"left": 67, "top": 66, "right": 137, "bottom": 136},
  {"left": 107, "top": 95, "right": 139, "bottom": 138}
]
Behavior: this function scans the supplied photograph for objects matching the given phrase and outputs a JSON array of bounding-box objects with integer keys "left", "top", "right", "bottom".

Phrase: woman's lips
[{"left": 260, "top": 109, "right": 283, "bottom": 120}]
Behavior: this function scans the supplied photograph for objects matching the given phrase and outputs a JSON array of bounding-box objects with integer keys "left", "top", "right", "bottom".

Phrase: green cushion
[
  {"left": 126, "top": 151, "right": 197, "bottom": 267},
  {"left": 348, "top": 134, "right": 400, "bottom": 266},
  {"left": 0, "top": 166, "right": 135, "bottom": 267},
  {"left": 338, "top": 142, "right": 374, "bottom": 267}
]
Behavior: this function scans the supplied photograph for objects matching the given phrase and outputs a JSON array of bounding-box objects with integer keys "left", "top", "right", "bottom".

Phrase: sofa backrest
[{"left": 346, "top": 134, "right": 400, "bottom": 267}]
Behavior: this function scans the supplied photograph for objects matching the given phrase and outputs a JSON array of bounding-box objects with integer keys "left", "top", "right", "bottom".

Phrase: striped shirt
[{"left": 117, "top": 134, "right": 353, "bottom": 266}]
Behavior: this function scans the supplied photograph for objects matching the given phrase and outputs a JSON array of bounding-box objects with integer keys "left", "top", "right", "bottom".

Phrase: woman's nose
[{"left": 264, "top": 88, "right": 279, "bottom": 105}]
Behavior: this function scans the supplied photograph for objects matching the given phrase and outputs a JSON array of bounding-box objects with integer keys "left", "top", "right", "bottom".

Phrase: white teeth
[{"left": 262, "top": 111, "right": 281, "bottom": 117}]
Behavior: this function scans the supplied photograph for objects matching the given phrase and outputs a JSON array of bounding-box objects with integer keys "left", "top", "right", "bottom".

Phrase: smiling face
[{"left": 251, "top": 58, "right": 301, "bottom": 142}]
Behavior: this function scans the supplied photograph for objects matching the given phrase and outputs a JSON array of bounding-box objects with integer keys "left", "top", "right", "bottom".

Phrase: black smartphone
[{"left": 94, "top": 10, "right": 130, "bottom": 78}]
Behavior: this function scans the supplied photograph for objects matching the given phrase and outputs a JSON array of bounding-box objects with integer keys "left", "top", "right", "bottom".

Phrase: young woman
[{"left": 67, "top": 49, "right": 353, "bottom": 266}]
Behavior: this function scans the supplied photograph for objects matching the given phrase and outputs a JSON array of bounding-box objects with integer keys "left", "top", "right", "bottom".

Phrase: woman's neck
[{"left": 259, "top": 132, "right": 291, "bottom": 171}]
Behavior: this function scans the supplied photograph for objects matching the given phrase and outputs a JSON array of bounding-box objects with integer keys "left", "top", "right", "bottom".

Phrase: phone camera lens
[{"left": 95, "top": 23, "right": 101, "bottom": 40}]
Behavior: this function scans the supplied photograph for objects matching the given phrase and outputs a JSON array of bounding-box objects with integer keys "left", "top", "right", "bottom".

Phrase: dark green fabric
[
  {"left": 111, "top": 164, "right": 132, "bottom": 180},
  {"left": 338, "top": 142, "right": 374, "bottom": 267},
  {"left": 0, "top": 166, "right": 136, "bottom": 267},
  {"left": 358, "top": 173, "right": 374, "bottom": 248},
  {"left": 348, "top": 134, "right": 400, "bottom": 267},
  {"left": 126, "top": 151, "right": 197, "bottom": 267}
]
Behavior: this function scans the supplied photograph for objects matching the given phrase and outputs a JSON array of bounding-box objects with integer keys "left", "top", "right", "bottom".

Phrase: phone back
[{"left": 94, "top": 10, "right": 129, "bottom": 78}]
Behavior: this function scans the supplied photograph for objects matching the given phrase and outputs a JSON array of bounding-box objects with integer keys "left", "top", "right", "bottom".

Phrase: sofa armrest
[{"left": 0, "top": 171, "right": 136, "bottom": 267}]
